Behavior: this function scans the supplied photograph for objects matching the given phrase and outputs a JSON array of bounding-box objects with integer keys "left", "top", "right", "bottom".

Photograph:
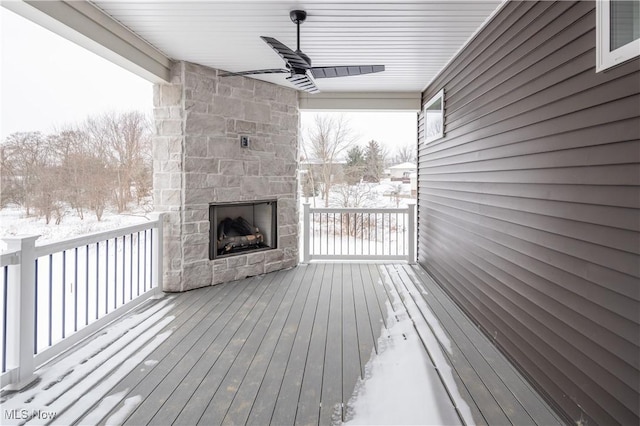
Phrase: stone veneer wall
[{"left": 153, "top": 61, "right": 299, "bottom": 292}]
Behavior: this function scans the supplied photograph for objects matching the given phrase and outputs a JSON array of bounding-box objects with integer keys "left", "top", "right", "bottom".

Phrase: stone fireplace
[{"left": 153, "top": 61, "right": 299, "bottom": 292}]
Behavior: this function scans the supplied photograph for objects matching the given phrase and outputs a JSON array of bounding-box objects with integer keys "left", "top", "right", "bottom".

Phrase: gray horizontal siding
[{"left": 417, "top": 1, "right": 640, "bottom": 425}]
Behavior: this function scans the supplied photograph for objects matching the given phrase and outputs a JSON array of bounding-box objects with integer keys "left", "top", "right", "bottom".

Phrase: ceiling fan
[{"left": 219, "top": 10, "right": 385, "bottom": 94}]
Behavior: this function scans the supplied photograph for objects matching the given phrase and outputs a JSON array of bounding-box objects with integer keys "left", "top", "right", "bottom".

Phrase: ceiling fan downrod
[{"left": 289, "top": 10, "right": 307, "bottom": 52}]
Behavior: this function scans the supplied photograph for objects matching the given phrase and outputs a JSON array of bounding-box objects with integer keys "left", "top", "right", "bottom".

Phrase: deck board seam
[
  {"left": 173, "top": 273, "right": 279, "bottom": 425},
  {"left": 269, "top": 263, "right": 324, "bottom": 425},
  {"left": 86, "top": 282, "right": 231, "bottom": 424},
  {"left": 199, "top": 270, "right": 297, "bottom": 424},
  {"left": 244, "top": 264, "right": 314, "bottom": 425},
  {"left": 122, "top": 278, "right": 256, "bottom": 424},
  {"left": 290, "top": 263, "right": 325, "bottom": 425},
  {"left": 220, "top": 266, "right": 305, "bottom": 425},
  {"left": 259, "top": 264, "right": 317, "bottom": 425},
  {"left": 295, "top": 263, "right": 334, "bottom": 425},
  {"left": 145, "top": 275, "right": 269, "bottom": 425}
]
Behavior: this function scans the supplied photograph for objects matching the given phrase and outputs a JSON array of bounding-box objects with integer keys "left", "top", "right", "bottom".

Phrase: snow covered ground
[
  {"left": 0, "top": 204, "right": 153, "bottom": 252},
  {"left": 301, "top": 179, "right": 415, "bottom": 209}
]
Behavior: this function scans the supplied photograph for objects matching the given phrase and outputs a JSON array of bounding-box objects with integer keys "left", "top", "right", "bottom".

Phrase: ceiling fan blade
[
  {"left": 219, "top": 68, "right": 289, "bottom": 77},
  {"left": 310, "top": 65, "right": 385, "bottom": 79},
  {"left": 286, "top": 72, "right": 320, "bottom": 94},
  {"left": 261, "top": 36, "right": 311, "bottom": 69}
]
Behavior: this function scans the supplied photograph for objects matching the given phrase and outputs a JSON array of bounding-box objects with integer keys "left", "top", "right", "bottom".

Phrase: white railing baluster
[
  {"left": 0, "top": 216, "right": 164, "bottom": 389},
  {"left": 407, "top": 203, "right": 416, "bottom": 264},
  {"left": 303, "top": 205, "right": 417, "bottom": 262},
  {"left": 303, "top": 204, "right": 311, "bottom": 263}
]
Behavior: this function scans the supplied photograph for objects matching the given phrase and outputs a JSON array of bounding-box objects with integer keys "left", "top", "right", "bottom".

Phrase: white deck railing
[
  {"left": 0, "top": 214, "right": 164, "bottom": 389},
  {"left": 303, "top": 204, "right": 416, "bottom": 263}
]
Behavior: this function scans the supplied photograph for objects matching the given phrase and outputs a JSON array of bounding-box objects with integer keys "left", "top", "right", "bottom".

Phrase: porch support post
[
  {"left": 407, "top": 204, "right": 416, "bottom": 264},
  {"left": 151, "top": 213, "right": 165, "bottom": 292},
  {"left": 3, "top": 235, "right": 40, "bottom": 390},
  {"left": 303, "top": 204, "right": 311, "bottom": 263}
]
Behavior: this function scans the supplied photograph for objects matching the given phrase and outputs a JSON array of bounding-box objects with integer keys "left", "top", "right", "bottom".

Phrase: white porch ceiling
[{"left": 91, "top": 0, "right": 503, "bottom": 94}]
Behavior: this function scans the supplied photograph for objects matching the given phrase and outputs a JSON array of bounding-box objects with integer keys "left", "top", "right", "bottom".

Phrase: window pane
[
  {"left": 426, "top": 98, "right": 441, "bottom": 112},
  {"left": 610, "top": 0, "right": 640, "bottom": 50},
  {"left": 424, "top": 90, "right": 444, "bottom": 143},
  {"left": 425, "top": 111, "right": 442, "bottom": 140}
]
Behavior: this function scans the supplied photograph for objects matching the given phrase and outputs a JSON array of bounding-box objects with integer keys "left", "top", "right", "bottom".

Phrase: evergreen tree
[
  {"left": 363, "top": 139, "right": 385, "bottom": 183},
  {"left": 344, "top": 145, "right": 365, "bottom": 185}
]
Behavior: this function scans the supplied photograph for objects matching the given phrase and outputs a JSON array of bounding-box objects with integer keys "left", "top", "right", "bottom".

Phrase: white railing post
[
  {"left": 151, "top": 212, "right": 165, "bottom": 292},
  {"left": 407, "top": 204, "right": 416, "bottom": 264},
  {"left": 3, "top": 235, "right": 39, "bottom": 389},
  {"left": 303, "top": 204, "right": 311, "bottom": 263}
]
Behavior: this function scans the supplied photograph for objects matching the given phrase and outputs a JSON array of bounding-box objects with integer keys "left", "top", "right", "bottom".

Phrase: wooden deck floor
[{"left": 1, "top": 263, "right": 564, "bottom": 425}]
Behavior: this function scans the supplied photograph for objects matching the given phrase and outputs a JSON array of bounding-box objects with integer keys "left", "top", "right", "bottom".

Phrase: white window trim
[
  {"left": 596, "top": 0, "right": 640, "bottom": 72},
  {"left": 423, "top": 89, "right": 444, "bottom": 144}
]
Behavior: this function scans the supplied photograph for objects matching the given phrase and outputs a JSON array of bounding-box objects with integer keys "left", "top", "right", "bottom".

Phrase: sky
[
  {"left": 0, "top": 7, "right": 153, "bottom": 138},
  {"left": 0, "top": 7, "right": 417, "bottom": 154}
]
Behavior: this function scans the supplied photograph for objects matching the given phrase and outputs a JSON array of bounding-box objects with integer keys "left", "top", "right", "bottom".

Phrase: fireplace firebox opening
[{"left": 209, "top": 200, "right": 277, "bottom": 260}]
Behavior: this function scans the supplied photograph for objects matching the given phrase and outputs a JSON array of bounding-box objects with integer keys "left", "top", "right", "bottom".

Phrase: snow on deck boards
[{"left": 0, "top": 263, "right": 563, "bottom": 426}]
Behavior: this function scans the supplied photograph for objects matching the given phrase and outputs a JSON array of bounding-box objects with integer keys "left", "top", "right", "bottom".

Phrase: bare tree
[
  {"left": 330, "top": 183, "right": 377, "bottom": 238},
  {"left": 389, "top": 183, "right": 403, "bottom": 207},
  {"left": 1, "top": 110, "right": 151, "bottom": 223},
  {"left": 393, "top": 143, "right": 417, "bottom": 165},
  {"left": 302, "top": 114, "right": 357, "bottom": 207},
  {"left": 0, "top": 132, "right": 50, "bottom": 215},
  {"left": 331, "top": 183, "right": 376, "bottom": 208},
  {"left": 50, "top": 129, "right": 89, "bottom": 218},
  {"left": 301, "top": 170, "right": 318, "bottom": 202},
  {"left": 32, "top": 163, "right": 65, "bottom": 225},
  {"left": 84, "top": 156, "right": 113, "bottom": 221},
  {"left": 0, "top": 144, "right": 19, "bottom": 207},
  {"left": 84, "top": 111, "right": 151, "bottom": 212}
]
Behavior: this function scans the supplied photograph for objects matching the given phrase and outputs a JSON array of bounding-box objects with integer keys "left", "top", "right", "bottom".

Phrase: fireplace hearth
[{"left": 209, "top": 200, "right": 277, "bottom": 260}]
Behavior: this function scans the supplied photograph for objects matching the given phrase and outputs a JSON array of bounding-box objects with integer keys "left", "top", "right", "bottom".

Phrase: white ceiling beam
[
  {"left": 2, "top": 0, "right": 172, "bottom": 83},
  {"left": 299, "top": 92, "right": 421, "bottom": 111}
]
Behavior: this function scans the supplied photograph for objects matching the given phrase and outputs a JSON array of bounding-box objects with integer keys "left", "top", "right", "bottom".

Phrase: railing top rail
[
  {"left": 307, "top": 206, "right": 411, "bottom": 214},
  {"left": 33, "top": 216, "right": 161, "bottom": 258},
  {"left": 0, "top": 251, "right": 20, "bottom": 267}
]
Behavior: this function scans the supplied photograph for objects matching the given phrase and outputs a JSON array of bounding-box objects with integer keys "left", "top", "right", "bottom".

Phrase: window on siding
[
  {"left": 424, "top": 89, "right": 444, "bottom": 143},
  {"left": 596, "top": 0, "right": 640, "bottom": 71}
]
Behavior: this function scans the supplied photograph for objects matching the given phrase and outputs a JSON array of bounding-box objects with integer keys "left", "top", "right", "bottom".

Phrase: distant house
[{"left": 388, "top": 162, "right": 417, "bottom": 181}]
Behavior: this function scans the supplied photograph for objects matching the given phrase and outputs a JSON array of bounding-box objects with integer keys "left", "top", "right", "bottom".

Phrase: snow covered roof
[{"left": 388, "top": 162, "right": 417, "bottom": 170}]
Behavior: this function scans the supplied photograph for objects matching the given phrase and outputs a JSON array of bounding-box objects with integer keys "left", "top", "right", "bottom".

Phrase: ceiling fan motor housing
[{"left": 289, "top": 10, "right": 307, "bottom": 24}]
